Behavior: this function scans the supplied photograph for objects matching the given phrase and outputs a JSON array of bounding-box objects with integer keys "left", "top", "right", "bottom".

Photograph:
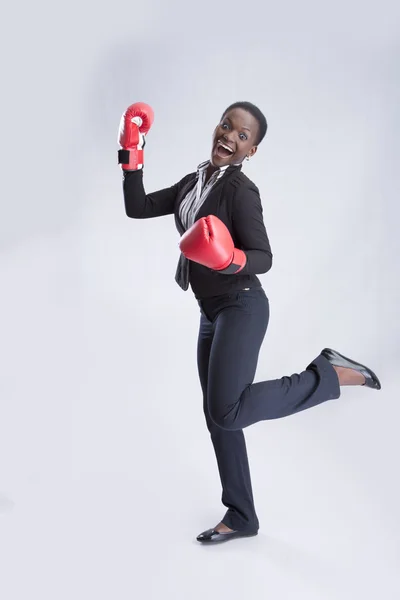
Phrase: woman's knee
[{"left": 209, "top": 405, "right": 238, "bottom": 431}]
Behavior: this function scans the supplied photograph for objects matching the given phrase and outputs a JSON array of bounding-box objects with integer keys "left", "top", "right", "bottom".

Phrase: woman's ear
[{"left": 248, "top": 146, "right": 258, "bottom": 159}]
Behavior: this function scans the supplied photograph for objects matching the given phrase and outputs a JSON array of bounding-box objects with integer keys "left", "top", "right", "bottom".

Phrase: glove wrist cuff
[
  {"left": 118, "top": 148, "right": 144, "bottom": 170},
  {"left": 218, "top": 249, "right": 247, "bottom": 274}
]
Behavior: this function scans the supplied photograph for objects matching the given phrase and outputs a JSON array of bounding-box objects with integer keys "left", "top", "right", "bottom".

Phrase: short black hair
[{"left": 221, "top": 101, "right": 268, "bottom": 145}]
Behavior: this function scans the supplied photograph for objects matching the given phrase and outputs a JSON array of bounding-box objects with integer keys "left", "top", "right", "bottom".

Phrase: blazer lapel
[{"left": 174, "top": 175, "right": 196, "bottom": 235}]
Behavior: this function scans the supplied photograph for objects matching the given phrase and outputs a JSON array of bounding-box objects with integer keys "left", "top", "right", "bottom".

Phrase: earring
[{"left": 246, "top": 155, "right": 250, "bottom": 161}]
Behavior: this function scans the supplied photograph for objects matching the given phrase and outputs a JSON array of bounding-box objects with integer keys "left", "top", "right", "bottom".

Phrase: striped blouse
[{"left": 178, "top": 160, "right": 229, "bottom": 230}]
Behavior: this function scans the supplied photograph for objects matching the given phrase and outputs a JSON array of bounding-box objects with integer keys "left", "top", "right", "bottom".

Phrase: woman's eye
[
  {"left": 221, "top": 123, "right": 229, "bottom": 129},
  {"left": 239, "top": 133, "right": 247, "bottom": 141}
]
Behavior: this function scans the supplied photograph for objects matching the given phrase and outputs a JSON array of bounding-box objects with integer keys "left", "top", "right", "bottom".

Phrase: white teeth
[{"left": 218, "top": 141, "right": 234, "bottom": 153}]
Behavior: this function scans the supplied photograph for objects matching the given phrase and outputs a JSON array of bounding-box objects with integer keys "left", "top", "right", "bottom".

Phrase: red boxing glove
[
  {"left": 179, "top": 215, "right": 247, "bottom": 274},
  {"left": 118, "top": 102, "right": 155, "bottom": 170}
]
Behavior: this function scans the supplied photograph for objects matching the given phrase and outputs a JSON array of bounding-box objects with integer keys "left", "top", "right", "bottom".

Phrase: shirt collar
[{"left": 196, "top": 160, "right": 235, "bottom": 175}]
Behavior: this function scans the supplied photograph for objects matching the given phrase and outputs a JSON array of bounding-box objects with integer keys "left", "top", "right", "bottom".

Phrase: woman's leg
[
  {"left": 197, "top": 310, "right": 260, "bottom": 532},
  {"left": 206, "top": 289, "right": 342, "bottom": 431}
]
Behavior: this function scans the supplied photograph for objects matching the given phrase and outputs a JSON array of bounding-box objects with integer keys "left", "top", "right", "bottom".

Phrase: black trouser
[{"left": 197, "top": 287, "right": 341, "bottom": 532}]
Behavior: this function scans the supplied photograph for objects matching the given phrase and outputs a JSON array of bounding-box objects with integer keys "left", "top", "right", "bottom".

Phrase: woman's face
[{"left": 211, "top": 108, "right": 259, "bottom": 167}]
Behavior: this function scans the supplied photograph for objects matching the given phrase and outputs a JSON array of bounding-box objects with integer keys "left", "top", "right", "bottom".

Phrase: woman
[{"left": 118, "top": 100, "right": 381, "bottom": 544}]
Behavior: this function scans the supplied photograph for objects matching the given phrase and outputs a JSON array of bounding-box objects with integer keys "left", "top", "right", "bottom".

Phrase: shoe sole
[{"left": 197, "top": 531, "right": 258, "bottom": 544}]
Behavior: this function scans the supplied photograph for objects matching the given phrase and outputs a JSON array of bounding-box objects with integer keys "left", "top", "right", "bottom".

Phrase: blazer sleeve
[
  {"left": 231, "top": 182, "right": 273, "bottom": 275},
  {"left": 122, "top": 169, "right": 193, "bottom": 219}
]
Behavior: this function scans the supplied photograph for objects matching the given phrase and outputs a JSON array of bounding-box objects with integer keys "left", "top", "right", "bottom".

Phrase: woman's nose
[{"left": 223, "top": 132, "right": 234, "bottom": 143}]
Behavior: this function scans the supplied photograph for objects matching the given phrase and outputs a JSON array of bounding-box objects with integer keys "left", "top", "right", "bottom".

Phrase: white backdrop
[{"left": 1, "top": 1, "right": 400, "bottom": 599}]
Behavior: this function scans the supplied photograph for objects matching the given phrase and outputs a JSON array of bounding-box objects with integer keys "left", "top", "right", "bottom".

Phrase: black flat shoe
[
  {"left": 321, "top": 348, "right": 381, "bottom": 390},
  {"left": 196, "top": 528, "right": 258, "bottom": 544}
]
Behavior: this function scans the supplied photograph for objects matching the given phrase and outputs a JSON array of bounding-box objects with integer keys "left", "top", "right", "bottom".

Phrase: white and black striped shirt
[{"left": 179, "top": 160, "right": 229, "bottom": 230}]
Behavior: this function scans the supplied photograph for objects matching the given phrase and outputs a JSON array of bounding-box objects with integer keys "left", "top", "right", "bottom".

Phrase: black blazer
[{"left": 122, "top": 165, "right": 273, "bottom": 299}]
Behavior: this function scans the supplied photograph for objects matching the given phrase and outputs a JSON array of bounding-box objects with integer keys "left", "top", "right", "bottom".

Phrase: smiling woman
[{"left": 118, "top": 100, "right": 381, "bottom": 545}]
